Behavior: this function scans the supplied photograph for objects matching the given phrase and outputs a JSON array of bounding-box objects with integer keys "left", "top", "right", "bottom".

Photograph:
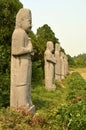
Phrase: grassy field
[
  {"left": 69, "top": 67, "right": 86, "bottom": 80},
  {"left": 32, "top": 80, "right": 67, "bottom": 114}
]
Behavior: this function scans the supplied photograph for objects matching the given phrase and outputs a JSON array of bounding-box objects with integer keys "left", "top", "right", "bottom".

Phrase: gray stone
[
  {"left": 55, "top": 43, "right": 61, "bottom": 81},
  {"left": 64, "top": 54, "right": 68, "bottom": 76},
  {"left": 60, "top": 51, "right": 65, "bottom": 80},
  {"left": 10, "top": 8, "right": 35, "bottom": 113},
  {"left": 44, "top": 41, "right": 56, "bottom": 91}
]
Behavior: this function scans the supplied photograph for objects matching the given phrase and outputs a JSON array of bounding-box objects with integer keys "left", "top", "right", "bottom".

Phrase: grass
[
  {"left": 0, "top": 80, "right": 67, "bottom": 130},
  {"left": 0, "top": 67, "right": 86, "bottom": 129},
  {"left": 69, "top": 67, "right": 86, "bottom": 80},
  {"left": 31, "top": 80, "right": 66, "bottom": 114}
]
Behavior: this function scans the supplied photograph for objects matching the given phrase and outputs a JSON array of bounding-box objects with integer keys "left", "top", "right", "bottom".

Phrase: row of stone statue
[
  {"left": 10, "top": 8, "right": 68, "bottom": 113},
  {"left": 44, "top": 41, "right": 68, "bottom": 91}
]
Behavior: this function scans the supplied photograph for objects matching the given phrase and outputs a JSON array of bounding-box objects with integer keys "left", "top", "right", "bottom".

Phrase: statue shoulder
[{"left": 12, "top": 28, "right": 26, "bottom": 38}]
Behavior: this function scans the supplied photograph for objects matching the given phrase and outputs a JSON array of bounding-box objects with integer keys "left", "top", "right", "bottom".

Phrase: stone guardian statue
[
  {"left": 64, "top": 54, "right": 68, "bottom": 76},
  {"left": 60, "top": 51, "right": 65, "bottom": 80},
  {"left": 44, "top": 41, "right": 56, "bottom": 91},
  {"left": 10, "top": 8, "right": 35, "bottom": 113},
  {"left": 55, "top": 43, "right": 61, "bottom": 81}
]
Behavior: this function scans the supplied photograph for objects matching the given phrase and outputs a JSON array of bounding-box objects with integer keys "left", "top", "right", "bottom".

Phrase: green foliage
[
  {"left": 44, "top": 72, "right": 86, "bottom": 130},
  {"left": 0, "top": 71, "right": 10, "bottom": 107},
  {"left": 0, "top": 72, "right": 86, "bottom": 130},
  {"left": 68, "top": 53, "right": 86, "bottom": 68},
  {"left": 32, "top": 80, "right": 65, "bottom": 110},
  {"left": 74, "top": 53, "right": 86, "bottom": 67},
  {"left": 0, "top": 45, "right": 10, "bottom": 74},
  {"left": 54, "top": 80, "right": 62, "bottom": 89},
  {"left": 0, "top": 0, "right": 23, "bottom": 46},
  {"left": 32, "top": 61, "right": 43, "bottom": 83},
  {"left": 29, "top": 24, "right": 60, "bottom": 79},
  {"left": 67, "top": 54, "right": 75, "bottom": 67},
  {"left": 66, "top": 72, "right": 86, "bottom": 90},
  {"left": 58, "top": 72, "right": 86, "bottom": 130},
  {"left": 36, "top": 24, "right": 58, "bottom": 59},
  {"left": 36, "top": 24, "right": 59, "bottom": 75},
  {"left": 0, "top": 1, "right": 86, "bottom": 129},
  {"left": 47, "top": 100, "right": 86, "bottom": 130},
  {"left": 0, "top": 0, "right": 23, "bottom": 108},
  {"left": 66, "top": 72, "right": 86, "bottom": 101},
  {"left": 0, "top": 107, "right": 33, "bottom": 130}
]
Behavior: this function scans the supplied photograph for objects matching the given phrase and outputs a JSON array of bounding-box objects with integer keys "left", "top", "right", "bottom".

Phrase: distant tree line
[{"left": 67, "top": 53, "right": 86, "bottom": 67}]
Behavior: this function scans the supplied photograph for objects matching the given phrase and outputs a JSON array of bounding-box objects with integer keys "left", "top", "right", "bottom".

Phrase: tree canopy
[
  {"left": 0, "top": 0, "right": 23, "bottom": 46},
  {"left": 0, "top": 0, "right": 23, "bottom": 107},
  {"left": 36, "top": 24, "right": 59, "bottom": 57},
  {"left": 0, "top": 0, "right": 23, "bottom": 73}
]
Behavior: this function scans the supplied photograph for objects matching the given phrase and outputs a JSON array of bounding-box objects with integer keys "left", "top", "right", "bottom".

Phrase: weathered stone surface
[
  {"left": 10, "top": 8, "right": 35, "bottom": 113},
  {"left": 64, "top": 54, "right": 68, "bottom": 76},
  {"left": 44, "top": 41, "right": 56, "bottom": 91},
  {"left": 60, "top": 51, "right": 65, "bottom": 80},
  {"left": 55, "top": 43, "right": 61, "bottom": 81}
]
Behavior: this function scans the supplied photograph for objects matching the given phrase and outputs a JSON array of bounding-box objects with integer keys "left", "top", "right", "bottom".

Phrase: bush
[
  {"left": 66, "top": 72, "right": 86, "bottom": 101},
  {"left": 44, "top": 72, "right": 86, "bottom": 130},
  {"left": 0, "top": 71, "right": 10, "bottom": 108}
]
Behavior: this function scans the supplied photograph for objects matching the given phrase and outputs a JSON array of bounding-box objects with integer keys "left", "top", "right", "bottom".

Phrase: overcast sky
[{"left": 20, "top": 0, "right": 86, "bottom": 57}]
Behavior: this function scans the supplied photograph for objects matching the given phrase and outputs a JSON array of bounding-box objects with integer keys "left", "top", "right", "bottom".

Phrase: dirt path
[{"left": 69, "top": 68, "right": 86, "bottom": 80}]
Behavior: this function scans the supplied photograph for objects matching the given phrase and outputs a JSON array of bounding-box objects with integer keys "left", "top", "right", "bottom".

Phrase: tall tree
[
  {"left": 0, "top": 0, "right": 23, "bottom": 46},
  {"left": 0, "top": 0, "right": 23, "bottom": 73},
  {"left": 0, "top": 0, "right": 23, "bottom": 107},
  {"left": 67, "top": 54, "right": 75, "bottom": 67},
  {"left": 36, "top": 24, "right": 59, "bottom": 57},
  {"left": 36, "top": 24, "right": 59, "bottom": 76},
  {"left": 74, "top": 53, "right": 86, "bottom": 67}
]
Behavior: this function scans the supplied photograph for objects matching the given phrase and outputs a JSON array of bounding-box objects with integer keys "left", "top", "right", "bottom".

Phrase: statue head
[
  {"left": 55, "top": 43, "right": 60, "bottom": 51},
  {"left": 46, "top": 41, "right": 54, "bottom": 52},
  {"left": 16, "top": 8, "right": 32, "bottom": 32},
  {"left": 60, "top": 51, "right": 64, "bottom": 58}
]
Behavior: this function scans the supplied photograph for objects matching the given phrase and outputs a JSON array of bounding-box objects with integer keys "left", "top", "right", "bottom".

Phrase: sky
[{"left": 20, "top": 0, "right": 86, "bottom": 57}]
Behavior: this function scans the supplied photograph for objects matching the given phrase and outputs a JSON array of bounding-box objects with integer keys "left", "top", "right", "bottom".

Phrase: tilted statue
[
  {"left": 44, "top": 41, "right": 56, "bottom": 91},
  {"left": 10, "top": 8, "right": 35, "bottom": 113}
]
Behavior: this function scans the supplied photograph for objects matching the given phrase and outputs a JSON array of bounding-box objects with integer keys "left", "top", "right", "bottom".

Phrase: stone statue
[
  {"left": 44, "top": 41, "right": 56, "bottom": 91},
  {"left": 55, "top": 43, "right": 61, "bottom": 81},
  {"left": 10, "top": 8, "right": 35, "bottom": 113},
  {"left": 64, "top": 54, "right": 68, "bottom": 76},
  {"left": 60, "top": 51, "right": 65, "bottom": 80}
]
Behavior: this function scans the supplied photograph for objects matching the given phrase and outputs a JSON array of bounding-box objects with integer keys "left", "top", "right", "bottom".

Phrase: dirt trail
[{"left": 69, "top": 68, "right": 86, "bottom": 80}]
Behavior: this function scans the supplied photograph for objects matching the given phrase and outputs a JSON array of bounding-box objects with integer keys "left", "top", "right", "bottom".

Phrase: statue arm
[
  {"left": 27, "top": 38, "right": 34, "bottom": 56},
  {"left": 12, "top": 47, "right": 32, "bottom": 56},
  {"left": 12, "top": 33, "right": 33, "bottom": 56},
  {"left": 45, "top": 52, "right": 56, "bottom": 64},
  {"left": 47, "top": 57, "right": 56, "bottom": 64}
]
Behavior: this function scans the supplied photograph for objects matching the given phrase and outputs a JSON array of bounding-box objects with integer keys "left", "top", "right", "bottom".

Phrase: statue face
[
  {"left": 47, "top": 41, "right": 54, "bottom": 52},
  {"left": 22, "top": 14, "right": 32, "bottom": 32},
  {"left": 16, "top": 9, "right": 32, "bottom": 32},
  {"left": 49, "top": 43, "right": 54, "bottom": 52},
  {"left": 55, "top": 44, "right": 60, "bottom": 51}
]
